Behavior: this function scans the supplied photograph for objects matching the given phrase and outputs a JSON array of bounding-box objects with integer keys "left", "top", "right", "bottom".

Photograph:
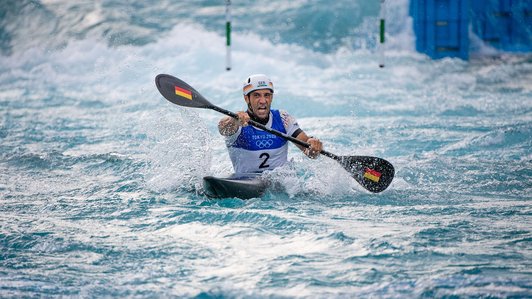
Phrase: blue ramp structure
[
  {"left": 410, "top": 0, "right": 532, "bottom": 60},
  {"left": 411, "top": 0, "right": 469, "bottom": 59},
  {"left": 470, "top": 0, "right": 532, "bottom": 52}
]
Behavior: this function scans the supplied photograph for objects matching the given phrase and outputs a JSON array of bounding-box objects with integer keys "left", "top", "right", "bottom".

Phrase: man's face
[{"left": 245, "top": 89, "right": 273, "bottom": 120}]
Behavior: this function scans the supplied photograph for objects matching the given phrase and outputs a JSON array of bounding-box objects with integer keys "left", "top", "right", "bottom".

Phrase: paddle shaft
[{"left": 210, "top": 105, "right": 339, "bottom": 160}]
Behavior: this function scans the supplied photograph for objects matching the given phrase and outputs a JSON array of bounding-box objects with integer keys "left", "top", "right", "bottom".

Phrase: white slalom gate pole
[
  {"left": 379, "top": 0, "right": 386, "bottom": 68},
  {"left": 225, "top": 0, "right": 232, "bottom": 71}
]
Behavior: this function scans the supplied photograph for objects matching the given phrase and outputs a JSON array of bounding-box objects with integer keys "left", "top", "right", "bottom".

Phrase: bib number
[{"left": 259, "top": 153, "right": 270, "bottom": 168}]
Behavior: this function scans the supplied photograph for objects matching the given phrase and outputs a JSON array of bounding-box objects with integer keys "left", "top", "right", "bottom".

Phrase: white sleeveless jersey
[{"left": 225, "top": 109, "right": 301, "bottom": 174}]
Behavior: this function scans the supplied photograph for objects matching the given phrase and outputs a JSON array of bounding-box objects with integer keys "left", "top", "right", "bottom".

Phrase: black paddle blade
[
  {"left": 338, "top": 156, "right": 395, "bottom": 193},
  {"left": 155, "top": 74, "right": 213, "bottom": 109}
]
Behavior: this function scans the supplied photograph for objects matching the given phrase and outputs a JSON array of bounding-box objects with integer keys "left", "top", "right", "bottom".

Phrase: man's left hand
[{"left": 306, "top": 137, "right": 323, "bottom": 159}]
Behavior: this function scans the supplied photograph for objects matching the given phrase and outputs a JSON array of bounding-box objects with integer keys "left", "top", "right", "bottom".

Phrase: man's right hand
[
  {"left": 218, "top": 111, "right": 250, "bottom": 136},
  {"left": 235, "top": 111, "right": 250, "bottom": 127}
]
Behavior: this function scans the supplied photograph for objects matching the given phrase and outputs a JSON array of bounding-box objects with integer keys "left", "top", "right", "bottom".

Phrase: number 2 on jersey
[{"left": 259, "top": 153, "right": 270, "bottom": 168}]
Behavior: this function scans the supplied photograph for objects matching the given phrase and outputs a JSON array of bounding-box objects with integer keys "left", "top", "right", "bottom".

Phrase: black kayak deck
[{"left": 203, "top": 173, "right": 269, "bottom": 199}]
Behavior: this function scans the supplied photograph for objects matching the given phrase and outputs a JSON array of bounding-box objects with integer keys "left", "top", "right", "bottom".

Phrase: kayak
[{"left": 203, "top": 173, "right": 269, "bottom": 199}]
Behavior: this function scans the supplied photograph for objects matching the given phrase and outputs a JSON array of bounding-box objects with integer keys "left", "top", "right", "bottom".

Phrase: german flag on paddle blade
[
  {"left": 363, "top": 168, "right": 381, "bottom": 182},
  {"left": 175, "top": 86, "right": 192, "bottom": 100}
]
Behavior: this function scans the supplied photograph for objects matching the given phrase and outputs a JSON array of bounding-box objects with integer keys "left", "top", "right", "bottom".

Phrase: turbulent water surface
[{"left": 1, "top": 0, "right": 531, "bottom": 297}]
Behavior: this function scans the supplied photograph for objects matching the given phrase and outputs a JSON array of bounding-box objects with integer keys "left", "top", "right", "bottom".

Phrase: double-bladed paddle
[{"left": 155, "top": 74, "right": 394, "bottom": 193}]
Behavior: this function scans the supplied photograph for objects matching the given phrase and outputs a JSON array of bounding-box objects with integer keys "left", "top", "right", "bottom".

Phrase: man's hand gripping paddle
[{"left": 155, "top": 74, "right": 395, "bottom": 193}]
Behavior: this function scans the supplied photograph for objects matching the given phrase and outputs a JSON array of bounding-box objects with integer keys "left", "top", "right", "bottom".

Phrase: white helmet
[{"left": 242, "top": 74, "right": 274, "bottom": 96}]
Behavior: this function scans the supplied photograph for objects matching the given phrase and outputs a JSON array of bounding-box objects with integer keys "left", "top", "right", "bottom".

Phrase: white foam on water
[{"left": 2, "top": 1, "right": 531, "bottom": 297}]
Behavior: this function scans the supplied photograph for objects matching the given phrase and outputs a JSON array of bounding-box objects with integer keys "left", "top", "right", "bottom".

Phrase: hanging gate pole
[
  {"left": 225, "top": 0, "right": 232, "bottom": 71},
  {"left": 379, "top": 0, "right": 386, "bottom": 68}
]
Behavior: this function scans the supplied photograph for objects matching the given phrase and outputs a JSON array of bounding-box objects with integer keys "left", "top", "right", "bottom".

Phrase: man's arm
[
  {"left": 295, "top": 131, "right": 323, "bottom": 159},
  {"left": 218, "top": 111, "right": 250, "bottom": 136},
  {"left": 279, "top": 110, "right": 323, "bottom": 158}
]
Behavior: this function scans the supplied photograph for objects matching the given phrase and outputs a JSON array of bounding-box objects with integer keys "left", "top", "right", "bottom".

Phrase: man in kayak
[{"left": 218, "top": 74, "right": 323, "bottom": 173}]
